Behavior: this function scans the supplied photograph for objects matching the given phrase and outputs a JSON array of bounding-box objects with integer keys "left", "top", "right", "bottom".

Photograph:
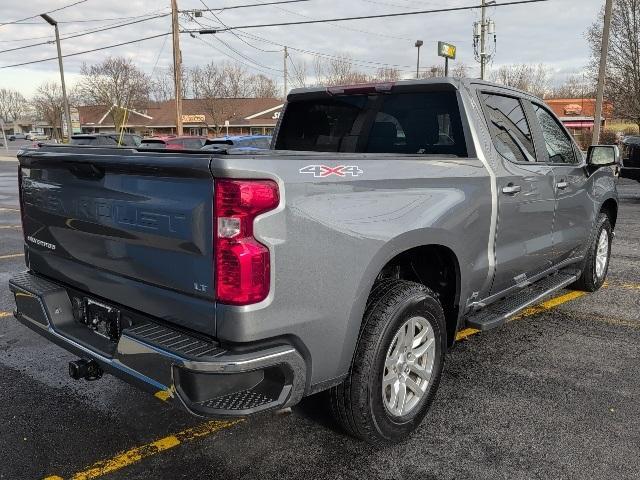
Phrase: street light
[
  {"left": 41, "top": 14, "right": 72, "bottom": 141},
  {"left": 415, "top": 40, "right": 423, "bottom": 79}
]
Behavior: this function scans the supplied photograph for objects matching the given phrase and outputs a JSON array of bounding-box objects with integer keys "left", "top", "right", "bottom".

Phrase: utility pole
[
  {"left": 171, "top": 0, "right": 184, "bottom": 136},
  {"left": 283, "top": 46, "right": 288, "bottom": 99},
  {"left": 593, "top": 0, "right": 614, "bottom": 145},
  {"left": 474, "top": 0, "right": 496, "bottom": 80},
  {"left": 41, "top": 14, "right": 72, "bottom": 142},
  {"left": 415, "top": 40, "right": 423, "bottom": 79},
  {"left": 480, "top": 0, "right": 487, "bottom": 79}
]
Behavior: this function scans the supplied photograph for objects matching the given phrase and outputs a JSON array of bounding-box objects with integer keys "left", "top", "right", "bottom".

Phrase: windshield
[{"left": 275, "top": 91, "right": 467, "bottom": 156}]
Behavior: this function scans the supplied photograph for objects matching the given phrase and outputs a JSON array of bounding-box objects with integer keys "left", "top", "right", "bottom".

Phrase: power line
[
  {"left": 0, "top": 0, "right": 90, "bottom": 28},
  {"left": 0, "top": 9, "right": 169, "bottom": 43},
  {"left": 267, "top": 3, "right": 459, "bottom": 43},
  {"left": 208, "top": 0, "right": 551, "bottom": 31},
  {"left": 0, "top": 14, "right": 170, "bottom": 54},
  {"left": 194, "top": 1, "right": 279, "bottom": 53},
  {"left": 188, "top": 29, "right": 283, "bottom": 74},
  {"left": 0, "top": 33, "right": 170, "bottom": 69},
  {"left": 187, "top": 0, "right": 312, "bottom": 13}
]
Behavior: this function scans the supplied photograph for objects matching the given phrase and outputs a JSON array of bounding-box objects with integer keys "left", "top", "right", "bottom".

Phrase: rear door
[
  {"left": 529, "top": 102, "right": 592, "bottom": 263},
  {"left": 481, "top": 92, "right": 557, "bottom": 295}
]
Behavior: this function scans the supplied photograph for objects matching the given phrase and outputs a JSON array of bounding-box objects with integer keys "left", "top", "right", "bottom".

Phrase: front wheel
[
  {"left": 572, "top": 213, "right": 612, "bottom": 292},
  {"left": 329, "top": 280, "right": 446, "bottom": 445}
]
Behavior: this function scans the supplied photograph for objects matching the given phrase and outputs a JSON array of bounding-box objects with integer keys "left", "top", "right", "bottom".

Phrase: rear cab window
[
  {"left": 481, "top": 93, "right": 536, "bottom": 163},
  {"left": 275, "top": 89, "right": 468, "bottom": 157}
]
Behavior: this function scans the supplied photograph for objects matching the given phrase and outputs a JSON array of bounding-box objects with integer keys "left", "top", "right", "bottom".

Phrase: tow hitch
[{"left": 69, "top": 359, "right": 103, "bottom": 381}]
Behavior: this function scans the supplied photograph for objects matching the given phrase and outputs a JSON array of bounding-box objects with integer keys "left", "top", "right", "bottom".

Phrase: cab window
[
  {"left": 481, "top": 93, "right": 536, "bottom": 163},
  {"left": 532, "top": 103, "right": 577, "bottom": 164}
]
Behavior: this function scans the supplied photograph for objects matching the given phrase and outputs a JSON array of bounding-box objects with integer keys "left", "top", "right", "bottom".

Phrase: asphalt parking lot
[{"left": 1, "top": 159, "right": 639, "bottom": 480}]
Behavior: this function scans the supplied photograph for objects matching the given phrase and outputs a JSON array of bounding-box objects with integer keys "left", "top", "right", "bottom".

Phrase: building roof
[
  {"left": 545, "top": 98, "right": 613, "bottom": 119},
  {"left": 78, "top": 98, "right": 284, "bottom": 128}
]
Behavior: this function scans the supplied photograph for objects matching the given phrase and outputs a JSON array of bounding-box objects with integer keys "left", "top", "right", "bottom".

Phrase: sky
[{"left": 0, "top": 0, "right": 604, "bottom": 97}]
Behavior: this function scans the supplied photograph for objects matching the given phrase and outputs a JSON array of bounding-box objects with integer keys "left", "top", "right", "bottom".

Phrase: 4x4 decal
[{"left": 299, "top": 165, "right": 363, "bottom": 178}]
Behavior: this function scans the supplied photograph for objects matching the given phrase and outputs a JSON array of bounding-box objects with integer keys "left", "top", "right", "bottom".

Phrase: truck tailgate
[{"left": 18, "top": 149, "right": 216, "bottom": 335}]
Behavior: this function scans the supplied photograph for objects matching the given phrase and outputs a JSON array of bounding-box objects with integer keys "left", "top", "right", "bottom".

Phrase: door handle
[
  {"left": 556, "top": 181, "right": 569, "bottom": 190},
  {"left": 502, "top": 184, "right": 521, "bottom": 195}
]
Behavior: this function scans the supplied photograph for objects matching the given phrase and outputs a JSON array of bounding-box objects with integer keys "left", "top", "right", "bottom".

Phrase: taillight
[{"left": 214, "top": 179, "right": 279, "bottom": 305}]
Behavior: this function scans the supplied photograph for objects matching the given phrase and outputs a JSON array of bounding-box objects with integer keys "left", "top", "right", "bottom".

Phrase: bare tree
[
  {"left": 250, "top": 74, "right": 278, "bottom": 98},
  {"left": 0, "top": 88, "right": 27, "bottom": 122},
  {"left": 77, "top": 57, "right": 150, "bottom": 131},
  {"left": 150, "top": 67, "right": 174, "bottom": 102},
  {"left": 31, "top": 82, "right": 64, "bottom": 140},
  {"left": 421, "top": 63, "right": 468, "bottom": 79},
  {"left": 587, "top": 0, "right": 640, "bottom": 128},
  {"left": 314, "top": 55, "right": 369, "bottom": 86},
  {"left": 548, "top": 74, "right": 594, "bottom": 99},
  {"left": 489, "top": 64, "right": 550, "bottom": 98},
  {"left": 287, "top": 58, "right": 308, "bottom": 89},
  {"left": 372, "top": 67, "right": 402, "bottom": 82}
]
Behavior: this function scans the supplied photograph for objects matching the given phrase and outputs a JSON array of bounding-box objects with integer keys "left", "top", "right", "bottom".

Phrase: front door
[
  {"left": 481, "top": 93, "right": 557, "bottom": 296},
  {"left": 531, "top": 103, "right": 592, "bottom": 263}
]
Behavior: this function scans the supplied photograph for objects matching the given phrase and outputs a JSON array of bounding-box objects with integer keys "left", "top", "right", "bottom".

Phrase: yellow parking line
[
  {"left": 43, "top": 419, "right": 243, "bottom": 480},
  {"left": 455, "top": 328, "right": 480, "bottom": 341},
  {"left": 0, "top": 311, "right": 12, "bottom": 318},
  {"left": 0, "top": 225, "right": 21, "bottom": 229},
  {"left": 0, "top": 253, "right": 23, "bottom": 260},
  {"left": 154, "top": 389, "right": 172, "bottom": 402},
  {"left": 0, "top": 207, "right": 19, "bottom": 212}
]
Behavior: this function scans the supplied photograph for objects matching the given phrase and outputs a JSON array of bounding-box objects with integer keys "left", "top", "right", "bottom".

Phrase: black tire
[
  {"left": 572, "top": 213, "right": 612, "bottom": 292},
  {"left": 329, "top": 280, "right": 446, "bottom": 445}
]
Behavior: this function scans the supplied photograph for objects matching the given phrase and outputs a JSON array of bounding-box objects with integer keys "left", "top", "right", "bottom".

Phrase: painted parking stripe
[
  {"left": 43, "top": 419, "right": 243, "bottom": 480},
  {"left": 0, "top": 311, "right": 12, "bottom": 318},
  {"left": 0, "top": 253, "right": 23, "bottom": 260},
  {"left": 0, "top": 225, "right": 21, "bottom": 229},
  {"left": 0, "top": 207, "right": 20, "bottom": 212}
]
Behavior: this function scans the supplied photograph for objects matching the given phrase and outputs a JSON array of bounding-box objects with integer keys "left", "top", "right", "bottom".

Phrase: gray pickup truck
[{"left": 10, "top": 79, "right": 619, "bottom": 445}]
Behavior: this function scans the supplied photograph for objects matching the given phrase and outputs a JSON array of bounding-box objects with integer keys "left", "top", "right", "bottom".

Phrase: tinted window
[
  {"left": 533, "top": 104, "right": 577, "bottom": 164},
  {"left": 71, "top": 137, "right": 97, "bottom": 145},
  {"left": 139, "top": 139, "right": 167, "bottom": 149},
  {"left": 275, "top": 91, "right": 467, "bottom": 156},
  {"left": 482, "top": 93, "right": 535, "bottom": 163},
  {"left": 181, "top": 138, "right": 205, "bottom": 149}
]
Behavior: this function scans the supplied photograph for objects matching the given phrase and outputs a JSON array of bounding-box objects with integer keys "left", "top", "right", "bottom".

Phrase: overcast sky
[{"left": 0, "top": 0, "right": 603, "bottom": 97}]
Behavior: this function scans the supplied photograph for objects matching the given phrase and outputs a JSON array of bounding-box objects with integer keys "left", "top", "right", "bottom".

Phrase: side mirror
[{"left": 587, "top": 145, "right": 619, "bottom": 167}]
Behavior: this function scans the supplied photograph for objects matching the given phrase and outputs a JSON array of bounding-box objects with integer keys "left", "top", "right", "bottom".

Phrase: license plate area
[{"left": 78, "top": 298, "right": 123, "bottom": 342}]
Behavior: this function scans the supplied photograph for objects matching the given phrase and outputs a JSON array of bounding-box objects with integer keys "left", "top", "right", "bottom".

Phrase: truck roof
[{"left": 287, "top": 77, "right": 542, "bottom": 102}]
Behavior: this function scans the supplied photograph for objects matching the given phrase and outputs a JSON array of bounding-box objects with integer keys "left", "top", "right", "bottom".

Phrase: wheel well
[
  {"left": 375, "top": 245, "right": 460, "bottom": 345},
  {"left": 601, "top": 199, "right": 618, "bottom": 229}
]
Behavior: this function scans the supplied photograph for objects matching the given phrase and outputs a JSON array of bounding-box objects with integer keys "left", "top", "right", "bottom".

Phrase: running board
[{"left": 464, "top": 271, "right": 579, "bottom": 331}]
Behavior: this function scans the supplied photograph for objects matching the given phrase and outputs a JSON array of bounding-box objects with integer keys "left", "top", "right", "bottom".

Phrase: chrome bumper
[{"left": 9, "top": 271, "right": 306, "bottom": 417}]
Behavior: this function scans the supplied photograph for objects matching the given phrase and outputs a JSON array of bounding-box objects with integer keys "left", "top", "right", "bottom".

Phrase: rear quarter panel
[{"left": 212, "top": 153, "right": 492, "bottom": 388}]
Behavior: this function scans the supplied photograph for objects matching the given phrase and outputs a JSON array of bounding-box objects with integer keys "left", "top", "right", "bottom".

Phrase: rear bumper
[{"left": 9, "top": 271, "right": 306, "bottom": 417}]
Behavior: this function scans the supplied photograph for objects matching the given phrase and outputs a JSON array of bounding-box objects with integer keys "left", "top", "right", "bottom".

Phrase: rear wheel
[
  {"left": 329, "top": 280, "right": 446, "bottom": 445},
  {"left": 572, "top": 213, "right": 612, "bottom": 292}
]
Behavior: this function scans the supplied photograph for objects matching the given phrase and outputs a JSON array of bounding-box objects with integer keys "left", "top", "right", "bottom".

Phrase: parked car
[
  {"left": 201, "top": 135, "right": 272, "bottom": 152},
  {"left": 70, "top": 133, "right": 142, "bottom": 147},
  {"left": 8, "top": 133, "right": 27, "bottom": 141},
  {"left": 11, "top": 78, "right": 618, "bottom": 445},
  {"left": 139, "top": 135, "right": 207, "bottom": 150},
  {"left": 26, "top": 131, "right": 49, "bottom": 141},
  {"left": 620, "top": 135, "right": 640, "bottom": 182}
]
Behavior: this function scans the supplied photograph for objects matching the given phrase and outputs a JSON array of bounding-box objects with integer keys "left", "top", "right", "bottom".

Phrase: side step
[{"left": 464, "top": 271, "right": 579, "bottom": 331}]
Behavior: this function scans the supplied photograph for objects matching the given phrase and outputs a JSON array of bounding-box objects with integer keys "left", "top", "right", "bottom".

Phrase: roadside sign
[{"left": 438, "top": 42, "right": 457, "bottom": 60}]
